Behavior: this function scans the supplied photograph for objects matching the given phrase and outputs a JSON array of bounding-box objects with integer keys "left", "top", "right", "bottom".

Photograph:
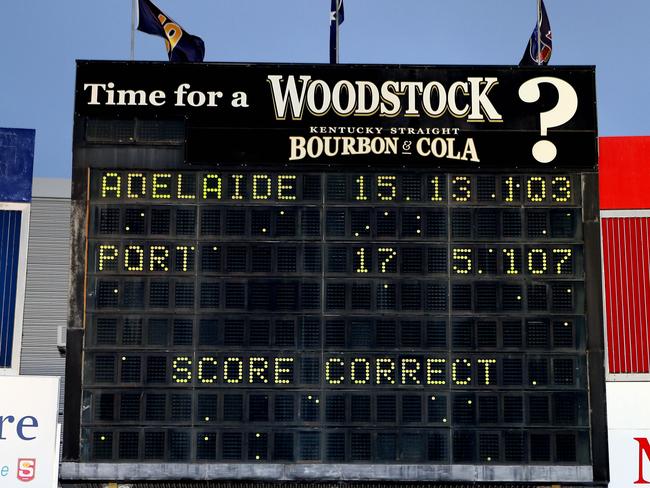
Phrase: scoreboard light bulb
[
  {"left": 262, "top": 228, "right": 267, "bottom": 233},
  {"left": 567, "top": 288, "right": 572, "bottom": 293},
  {"left": 384, "top": 211, "right": 389, "bottom": 216},
  {"left": 278, "top": 174, "right": 297, "bottom": 200},
  {"left": 416, "top": 229, "right": 421, "bottom": 234},
  {"left": 452, "top": 358, "right": 471, "bottom": 385},
  {"left": 256, "top": 433, "right": 261, "bottom": 438},
  {"left": 140, "top": 212, "right": 145, "bottom": 217},
  {"left": 113, "top": 289, "right": 118, "bottom": 294},
  {"left": 230, "top": 174, "right": 244, "bottom": 199},
  {"left": 204, "top": 436, "right": 209, "bottom": 441},
  {"left": 365, "top": 225, "right": 370, "bottom": 230},
  {"left": 325, "top": 358, "right": 344, "bottom": 384},
  {"left": 100, "top": 435, "right": 106, "bottom": 441},
  {"left": 101, "top": 172, "right": 121, "bottom": 198},
  {"left": 252, "top": 174, "right": 272, "bottom": 200},
  {"left": 177, "top": 174, "right": 196, "bottom": 200},
  {"left": 354, "top": 232, "right": 359, "bottom": 237},
  {"left": 280, "top": 210, "right": 285, "bottom": 215},
  {"left": 204, "top": 417, "right": 210, "bottom": 421},
  {"left": 125, "top": 226, "right": 130, "bottom": 231},
  {"left": 532, "top": 380, "right": 537, "bottom": 385},
  {"left": 416, "top": 215, "right": 421, "bottom": 220},
  {"left": 126, "top": 173, "right": 146, "bottom": 199},
  {"left": 202, "top": 174, "right": 223, "bottom": 200},
  {"left": 315, "top": 399, "right": 320, "bottom": 404},
  {"left": 467, "top": 400, "right": 472, "bottom": 405},
  {"left": 426, "top": 358, "right": 446, "bottom": 385},
  {"left": 152, "top": 173, "right": 172, "bottom": 199},
  {"left": 442, "top": 418, "right": 447, "bottom": 423},
  {"left": 307, "top": 395, "right": 312, "bottom": 400},
  {"left": 98, "top": 245, "right": 118, "bottom": 271},
  {"left": 527, "top": 176, "right": 546, "bottom": 202},
  {"left": 564, "top": 322, "right": 569, "bottom": 326},
  {"left": 121, "top": 356, "right": 126, "bottom": 361},
  {"left": 431, "top": 396, "right": 436, "bottom": 401},
  {"left": 255, "top": 455, "right": 260, "bottom": 460},
  {"left": 224, "top": 357, "right": 243, "bottom": 384}
]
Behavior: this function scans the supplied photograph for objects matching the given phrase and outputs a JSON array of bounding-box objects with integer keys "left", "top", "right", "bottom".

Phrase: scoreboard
[{"left": 63, "top": 62, "right": 606, "bottom": 483}]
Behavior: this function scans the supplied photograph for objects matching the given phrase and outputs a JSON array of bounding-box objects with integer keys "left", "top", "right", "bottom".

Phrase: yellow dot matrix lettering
[
  {"left": 102, "top": 172, "right": 121, "bottom": 198},
  {"left": 528, "top": 248, "right": 547, "bottom": 274},
  {"left": 252, "top": 174, "right": 272, "bottom": 200},
  {"left": 224, "top": 357, "right": 243, "bottom": 384},
  {"left": 356, "top": 248, "right": 368, "bottom": 273},
  {"left": 452, "top": 358, "right": 471, "bottom": 385},
  {"left": 198, "top": 356, "right": 217, "bottom": 384},
  {"left": 527, "top": 176, "right": 546, "bottom": 202},
  {"left": 452, "top": 248, "right": 472, "bottom": 274},
  {"left": 152, "top": 173, "right": 172, "bottom": 199},
  {"left": 477, "top": 359, "right": 497, "bottom": 385},
  {"left": 351, "top": 358, "right": 370, "bottom": 384},
  {"left": 149, "top": 246, "right": 169, "bottom": 271},
  {"left": 126, "top": 173, "right": 145, "bottom": 198},
  {"left": 98, "top": 245, "right": 118, "bottom": 271},
  {"left": 503, "top": 176, "right": 514, "bottom": 202},
  {"left": 325, "top": 358, "right": 344, "bottom": 384},
  {"left": 175, "top": 245, "right": 195, "bottom": 272},
  {"left": 377, "top": 175, "right": 397, "bottom": 201},
  {"left": 378, "top": 248, "right": 397, "bottom": 273},
  {"left": 202, "top": 174, "right": 222, "bottom": 199},
  {"left": 503, "top": 248, "right": 519, "bottom": 275},
  {"left": 249, "top": 357, "right": 269, "bottom": 383},
  {"left": 551, "top": 176, "right": 571, "bottom": 202},
  {"left": 401, "top": 358, "right": 421, "bottom": 384},
  {"left": 376, "top": 358, "right": 396, "bottom": 384},
  {"left": 177, "top": 174, "right": 196, "bottom": 199},
  {"left": 230, "top": 174, "right": 244, "bottom": 199},
  {"left": 553, "top": 248, "right": 572, "bottom": 274},
  {"left": 430, "top": 176, "right": 443, "bottom": 202},
  {"left": 355, "top": 175, "right": 368, "bottom": 201},
  {"left": 274, "top": 357, "right": 294, "bottom": 384},
  {"left": 426, "top": 358, "right": 446, "bottom": 385},
  {"left": 452, "top": 176, "right": 471, "bottom": 202},
  {"left": 125, "top": 245, "right": 144, "bottom": 271},
  {"left": 172, "top": 356, "right": 192, "bottom": 383},
  {"left": 277, "top": 175, "right": 297, "bottom": 200}
]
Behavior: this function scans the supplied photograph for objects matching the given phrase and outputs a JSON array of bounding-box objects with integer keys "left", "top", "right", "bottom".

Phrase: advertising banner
[
  {"left": 0, "top": 376, "right": 60, "bottom": 487},
  {"left": 75, "top": 62, "right": 597, "bottom": 169}
]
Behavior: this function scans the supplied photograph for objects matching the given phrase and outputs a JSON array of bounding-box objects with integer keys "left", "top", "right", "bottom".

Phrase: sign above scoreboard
[{"left": 75, "top": 62, "right": 597, "bottom": 169}]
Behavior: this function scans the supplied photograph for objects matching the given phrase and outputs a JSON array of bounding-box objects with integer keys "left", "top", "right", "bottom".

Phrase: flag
[
  {"left": 329, "top": 0, "right": 345, "bottom": 64},
  {"left": 520, "top": 0, "right": 552, "bottom": 66},
  {"left": 138, "top": 0, "right": 205, "bottom": 62}
]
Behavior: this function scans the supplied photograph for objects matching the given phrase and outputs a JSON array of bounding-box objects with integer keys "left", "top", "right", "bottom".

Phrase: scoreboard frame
[{"left": 62, "top": 61, "right": 607, "bottom": 484}]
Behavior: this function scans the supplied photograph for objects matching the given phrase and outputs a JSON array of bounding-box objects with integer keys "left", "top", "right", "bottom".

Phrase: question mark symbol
[{"left": 518, "top": 77, "right": 578, "bottom": 163}]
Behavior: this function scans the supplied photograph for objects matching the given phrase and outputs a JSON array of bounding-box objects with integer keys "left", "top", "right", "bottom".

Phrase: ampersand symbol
[{"left": 402, "top": 140, "right": 412, "bottom": 152}]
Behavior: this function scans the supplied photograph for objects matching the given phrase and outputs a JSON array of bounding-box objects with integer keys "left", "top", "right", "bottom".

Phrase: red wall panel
[
  {"left": 602, "top": 216, "right": 650, "bottom": 373},
  {"left": 599, "top": 136, "right": 650, "bottom": 210}
]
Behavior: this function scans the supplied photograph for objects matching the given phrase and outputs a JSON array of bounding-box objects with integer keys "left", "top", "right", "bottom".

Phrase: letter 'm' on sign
[{"left": 635, "top": 437, "right": 650, "bottom": 484}]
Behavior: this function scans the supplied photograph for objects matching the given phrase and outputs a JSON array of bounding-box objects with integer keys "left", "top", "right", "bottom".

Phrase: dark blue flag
[
  {"left": 520, "top": 0, "right": 552, "bottom": 66},
  {"left": 138, "top": 0, "right": 205, "bottom": 62},
  {"left": 329, "top": 0, "right": 345, "bottom": 64}
]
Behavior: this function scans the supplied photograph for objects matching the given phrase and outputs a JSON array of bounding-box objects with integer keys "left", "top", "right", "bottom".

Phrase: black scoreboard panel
[{"left": 81, "top": 169, "right": 590, "bottom": 463}]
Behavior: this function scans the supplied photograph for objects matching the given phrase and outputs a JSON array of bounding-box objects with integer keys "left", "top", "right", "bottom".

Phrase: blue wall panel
[
  {"left": 0, "top": 128, "right": 34, "bottom": 202},
  {"left": 0, "top": 210, "right": 22, "bottom": 367}
]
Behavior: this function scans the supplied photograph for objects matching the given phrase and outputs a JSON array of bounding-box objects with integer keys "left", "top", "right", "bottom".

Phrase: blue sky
[{"left": 2, "top": 0, "right": 649, "bottom": 177}]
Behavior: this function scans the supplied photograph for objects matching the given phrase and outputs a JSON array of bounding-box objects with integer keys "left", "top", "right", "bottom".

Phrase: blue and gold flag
[
  {"left": 520, "top": 0, "right": 552, "bottom": 66},
  {"left": 138, "top": 0, "right": 205, "bottom": 62},
  {"left": 329, "top": 0, "right": 345, "bottom": 64}
]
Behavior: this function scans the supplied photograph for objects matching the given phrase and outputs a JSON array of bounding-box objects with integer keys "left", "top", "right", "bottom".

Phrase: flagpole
[
  {"left": 131, "top": 0, "right": 136, "bottom": 60},
  {"left": 536, "top": 0, "right": 541, "bottom": 65},
  {"left": 335, "top": 0, "right": 340, "bottom": 64}
]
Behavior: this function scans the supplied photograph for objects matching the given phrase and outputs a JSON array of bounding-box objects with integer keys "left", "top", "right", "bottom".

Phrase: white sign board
[
  {"left": 607, "top": 382, "right": 650, "bottom": 487},
  {"left": 0, "top": 376, "right": 60, "bottom": 487}
]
